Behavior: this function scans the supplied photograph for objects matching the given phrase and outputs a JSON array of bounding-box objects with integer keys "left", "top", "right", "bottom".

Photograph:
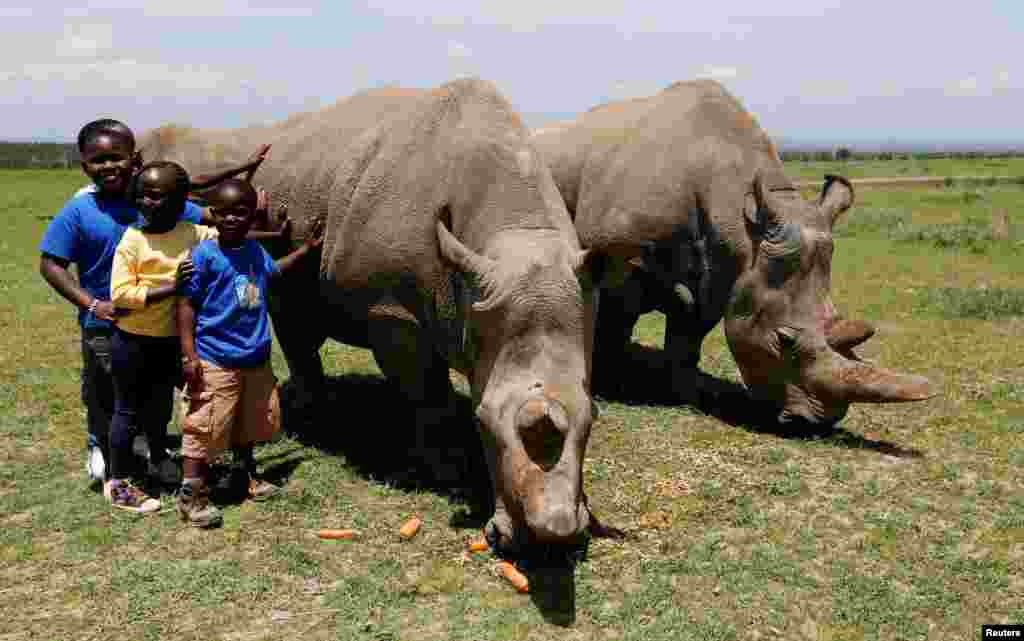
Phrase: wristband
[{"left": 87, "top": 299, "right": 99, "bottom": 316}]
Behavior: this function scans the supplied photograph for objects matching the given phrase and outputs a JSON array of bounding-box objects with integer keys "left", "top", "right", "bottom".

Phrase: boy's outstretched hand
[{"left": 304, "top": 218, "right": 325, "bottom": 250}]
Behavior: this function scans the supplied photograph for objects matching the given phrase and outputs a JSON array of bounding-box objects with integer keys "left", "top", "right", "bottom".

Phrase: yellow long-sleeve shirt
[{"left": 111, "top": 222, "right": 219, "bottom": 337}]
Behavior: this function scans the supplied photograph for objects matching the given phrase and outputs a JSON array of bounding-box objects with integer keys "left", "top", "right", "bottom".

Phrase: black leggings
[{"left": 109, "top": 328, "right": 180, "bottom": 479}]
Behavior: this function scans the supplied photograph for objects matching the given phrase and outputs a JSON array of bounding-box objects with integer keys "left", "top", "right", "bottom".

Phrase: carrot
[
  {"left": 316, "top": 529, "right": 356, "bottom": 540},
  {"left": 468, "top": 538, "right": 489, "bottom": 553},
  {"left": 399, "top": 516, "right": 422, "bottom": 540},
  {"left": 498, "top": 561, "right": 529, "bottom": 593}
]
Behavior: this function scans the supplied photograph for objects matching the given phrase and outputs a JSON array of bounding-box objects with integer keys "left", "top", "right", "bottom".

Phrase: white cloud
[
  {"left": 65, "top": 0, "right": 316, "bottom": 17},
  {"left": 447, "top": 40, "right": 476, "bottom": 79},
  {"left": 54, "top": 23, "right": 114, "bottom": 58},
  {"left": 0, "top": 7, "right": 33, "bottom": 17},
  {"left": 2, "top": 59, "right": 237, "bottom": 98},
  {"left": 946, "top": 76, "right": 981, "bottom": 97},
  {"left": 365, "top": 0, "right": 840, "bottom": 33},
  {"left": 696, "top": 65, "right": 739, "bottom": 80},
  {"left": 994, "top": 69, "right": 1012, "bottom": 90}
]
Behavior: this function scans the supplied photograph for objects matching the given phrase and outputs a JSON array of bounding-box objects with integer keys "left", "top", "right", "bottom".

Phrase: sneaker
[
  {"left": 148, "top": 457, "right": 182, "bottom": 486},
  {"left": 177, "top": 480, "right": 223, "bottom": 528},
  {"left": 248, "top": 477, "right": 282, "bottom": 502},
  {"left": 107, "top": 479, "right": 161, "bottom": 514},
  {"left": 132, "top": 434, "right": 151, "bottom": 460},
  {"left": 86, "top": 446, "right": 106, "bottom": 484}
]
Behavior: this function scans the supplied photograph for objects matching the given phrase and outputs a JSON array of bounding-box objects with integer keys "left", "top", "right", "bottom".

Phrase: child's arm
[
  {"left": 111, "top": 236, "right": 194, "bottom": 308},
  {"left": 177, "top": 296, "right": 204, "bottom": 392},
  {"left": 271, "top": 218, "right": 324, "bottom": 276},
  {"left": 190, "top": 144, "right": 271, "bottom": 191}
]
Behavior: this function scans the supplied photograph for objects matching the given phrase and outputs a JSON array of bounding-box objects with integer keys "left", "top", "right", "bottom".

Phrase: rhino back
[
  {"left": 319, "top": 78, "right": 577, "bottom": 298},
  {"left": 532, "top": 79, "right": 792, "bottom": 254}
]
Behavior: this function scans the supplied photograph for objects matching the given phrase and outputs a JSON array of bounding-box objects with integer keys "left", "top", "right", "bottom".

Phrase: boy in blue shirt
[
  {"left": 40, "top": 119, "right": 274, "bottom": 491},
  {"left": 176, "top": 179, "right": 323, "bottom": 527}
]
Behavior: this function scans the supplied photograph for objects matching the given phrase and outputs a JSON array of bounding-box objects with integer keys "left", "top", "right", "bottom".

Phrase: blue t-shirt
[
  {"left": 182, "top": 239, "right": 280, "bottom": 368},
  {"left": 39, "top": 193, "right": 203, "bottom": 330}
]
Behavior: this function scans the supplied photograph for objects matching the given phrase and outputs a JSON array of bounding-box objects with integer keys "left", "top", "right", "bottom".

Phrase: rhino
[
  {"left": 530, "top": 79, "right": 936, "bottom": 426},
  {"left": 139, "top": 78, "right": 618, "bottom": 550}
]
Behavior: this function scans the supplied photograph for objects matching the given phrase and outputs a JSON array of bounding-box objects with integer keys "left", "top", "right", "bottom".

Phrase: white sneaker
[
  {"left": 149, "top": 457, "right": 182, "bottom": 485},
  {"left": 86, "top": 446, "right": 106, "bottom": 483}
]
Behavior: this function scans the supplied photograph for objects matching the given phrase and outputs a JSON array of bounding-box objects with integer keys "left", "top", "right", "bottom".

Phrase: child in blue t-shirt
[
  {"left": 176, "top": 179, "right": 323, "bottom": 528},
  {"left": 44, "top": 118, "right": 280, "bottom": 494},
  {"left": 39, "top": 119, "right": 210, "bottom": 497}
]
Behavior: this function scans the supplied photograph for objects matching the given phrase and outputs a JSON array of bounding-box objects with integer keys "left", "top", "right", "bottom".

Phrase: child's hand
[
  {"left": 248, "top": 144, "right": 272, "bottom": 167},
  {"left": 182, "top": 357, "right": 204, "bottom": 394},
  {"left": 304, "top": 218, "right": 325, "bottom": 250},
  {"left": 273, "top": 203, "right": 289, "bottom": 232},
  {"left": 175, "top": 259, "right": 195, "bottom": 291}
]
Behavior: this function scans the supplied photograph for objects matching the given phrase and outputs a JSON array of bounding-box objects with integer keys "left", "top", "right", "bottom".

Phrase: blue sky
[{"left": 2, "top": 1, "right": 1021, "bottom": 146}]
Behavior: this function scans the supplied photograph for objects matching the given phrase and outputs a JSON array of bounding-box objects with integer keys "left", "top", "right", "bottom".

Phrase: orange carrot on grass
[
  {"left": 399, "top": 516, "right": 422, "bottom": 539},
  {"left": 498, "top": 561, "right": 529, "bottom": 593},
  {"left": 316, "top": 529, "right": 356, "bottom": 540},
  {"left": 468, "top": 539, "right": 489, "bottom": 553}
]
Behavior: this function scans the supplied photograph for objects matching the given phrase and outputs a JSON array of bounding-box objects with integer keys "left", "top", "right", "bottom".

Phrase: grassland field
[{"left": 1, "top": 161, "right": 1022, "bottom": 641}]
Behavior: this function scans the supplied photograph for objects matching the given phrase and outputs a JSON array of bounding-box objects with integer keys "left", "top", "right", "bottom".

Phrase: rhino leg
[
  {"left": 664, "top": 310, "right": 710, "bottom": 406},
  {"left": 266, "top": 276, "right": 329, "bottom": 423},
  {"left": 591, "top": 282, "right": 645, "bottom": 398},
  {"left": 365, "top": 315, "right": 460, "bottom": 484}
]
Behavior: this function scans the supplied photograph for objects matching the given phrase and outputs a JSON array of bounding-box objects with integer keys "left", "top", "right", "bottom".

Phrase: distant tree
[{"left": 834, "top": 147, "right": 852, "bottom": 161}]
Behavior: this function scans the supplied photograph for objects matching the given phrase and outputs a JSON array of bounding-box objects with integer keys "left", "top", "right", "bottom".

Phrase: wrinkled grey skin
[
  {"left": 531, "top": 79, "right": 936, "bottom": 426},
  {"left": 140, "top": 78, "right": 613, "bottom": 551}
]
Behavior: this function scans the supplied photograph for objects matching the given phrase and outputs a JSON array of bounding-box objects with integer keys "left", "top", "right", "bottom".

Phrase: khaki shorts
[{"left": 180, "top": 359, "right": 281, "bottom": 461}]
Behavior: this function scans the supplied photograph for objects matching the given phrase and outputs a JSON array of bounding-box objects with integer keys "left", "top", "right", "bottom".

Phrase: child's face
[
  {"left": 81, "top": 135, "right": 134, "bottom": 197},
  {"left": 209, "top": 187, "right": 255, "bottom": 244},
  {"left": 136, "top": 168, "right": 181, "bottom": 229}
]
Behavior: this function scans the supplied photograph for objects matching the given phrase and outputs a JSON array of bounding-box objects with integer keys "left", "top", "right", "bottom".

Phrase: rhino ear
[
  {"left": 572, "top": 249, "right": 608, "bottom": 287},
  {"left": 819, "top": 174, "right": 854, "bottom": 228}
]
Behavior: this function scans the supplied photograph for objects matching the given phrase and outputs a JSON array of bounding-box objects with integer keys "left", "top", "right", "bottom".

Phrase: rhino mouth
[{"left": 731, "top": 322, "right": 937, "bottom": 427}]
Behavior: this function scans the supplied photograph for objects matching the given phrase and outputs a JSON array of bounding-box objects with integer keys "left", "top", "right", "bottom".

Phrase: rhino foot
[
  {"left": 583, "top": 493, "right": 627, "bottom": 540},
  {"left": 669, "top": 366, "right": 709, "bottom": 407},
  {"left": 484, "top": 508, "right": 521, "bottom": 557}
]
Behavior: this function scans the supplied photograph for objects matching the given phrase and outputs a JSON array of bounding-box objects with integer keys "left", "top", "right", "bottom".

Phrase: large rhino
[
  {"left": 530, "top": 79, "right": 936, "bottom": 426},
  {"left": 140, "top": 78, "right": 616, "bottom": 550}
]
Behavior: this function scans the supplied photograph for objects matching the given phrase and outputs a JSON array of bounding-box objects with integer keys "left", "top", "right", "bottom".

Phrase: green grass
[
  {"left": 785, "top": 155, "right": 1024, "bottom": 181},
  {"left": 2, "top": 163, "right": 1023, "bottom": 640}
]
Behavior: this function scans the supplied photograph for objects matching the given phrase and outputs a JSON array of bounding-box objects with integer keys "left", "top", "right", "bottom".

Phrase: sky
[{"left": 2, "top": 1, "right": 1022, "bottom": 147}]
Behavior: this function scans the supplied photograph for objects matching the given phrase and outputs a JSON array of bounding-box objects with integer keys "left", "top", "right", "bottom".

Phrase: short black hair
[
  {"left": 208, "top": 178, "right": 258, "bottom": 209},
  {"left": 132, "top": 160, "right": 191, "bottom": 211},
  {"left": 77, "top": 119, "right": 135, "bottom": 152}
]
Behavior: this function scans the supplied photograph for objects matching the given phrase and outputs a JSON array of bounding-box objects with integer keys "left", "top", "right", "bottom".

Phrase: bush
[{"left": 913, "top": 287, "right": 1024, "bottom": 320}]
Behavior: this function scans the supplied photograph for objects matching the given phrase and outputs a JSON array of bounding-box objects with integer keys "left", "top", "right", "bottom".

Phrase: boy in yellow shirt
[{"left": 107, "top": 161, "right": 217, "bottom": 512}]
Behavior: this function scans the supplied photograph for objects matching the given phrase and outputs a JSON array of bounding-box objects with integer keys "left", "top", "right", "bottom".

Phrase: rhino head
[
  {"left": 724, "top": 173, "right": 937, "bottom": 426},
  {"left": 437, "top": 221, "right": 603, "bottom": 549}
]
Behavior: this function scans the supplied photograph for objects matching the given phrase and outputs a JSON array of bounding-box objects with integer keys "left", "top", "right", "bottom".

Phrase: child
[
  {"left": 106, "top": 160, "right": 220, "bottom": 513},
  {"left": 176, "top": 179, "right": 323, "bottom": 528},
  {"left": 39, "top": 120, "right": 213, "bottom": 489}
]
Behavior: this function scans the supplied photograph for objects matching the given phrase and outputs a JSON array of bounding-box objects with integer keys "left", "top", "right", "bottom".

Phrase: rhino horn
[
  {"left": 437, "top": 219, "right": 496, "bottom": 277},
  {"left": 826, "top": 318, "right": 876, "bottom": 352},
  {"left": 815, "top": 351, "right": 938, "bottom": 404}
]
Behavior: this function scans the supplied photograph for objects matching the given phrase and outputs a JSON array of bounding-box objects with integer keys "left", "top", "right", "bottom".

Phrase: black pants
[
  {"left": 109, "top": 327, "right": 180, "bottom": 479},
  {"left": 81, "top": 327, "right": 114, "bottom": 461}
]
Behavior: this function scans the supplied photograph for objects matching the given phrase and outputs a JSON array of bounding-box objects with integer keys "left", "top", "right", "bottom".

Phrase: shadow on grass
[
  {"left": 596, "top": 343, "right": 924, "bottom": 459},
  {"left": 277, "top": 373, "right": 495, "bottom": 519}
]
